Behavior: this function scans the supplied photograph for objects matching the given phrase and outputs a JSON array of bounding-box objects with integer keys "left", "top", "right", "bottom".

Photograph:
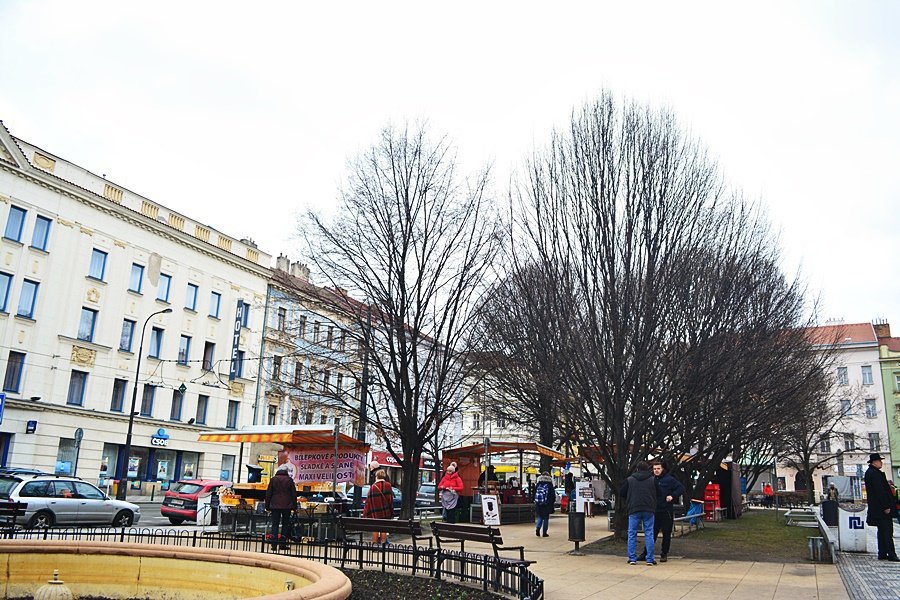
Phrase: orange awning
[
  {"left": 443, "top": 441, "right": 565, "bottom": 461},
  {"left": 198, "top": 425, "right": 370, "bottom": 451}
]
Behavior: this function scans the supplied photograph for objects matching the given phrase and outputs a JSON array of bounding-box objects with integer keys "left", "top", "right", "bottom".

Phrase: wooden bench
[
  {"left": 0, "top": 501, "right": 27, "bottom": 535},
  {"left": 430, "top": 522, "right": 534, "bottom": 592},
  {"left": 336, "top": 516, "right": 434, "bottom": 575}
]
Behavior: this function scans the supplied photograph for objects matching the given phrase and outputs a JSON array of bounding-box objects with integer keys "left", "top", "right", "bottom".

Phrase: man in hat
[{"left": 863, "top": 453, "right": 899, "bottom": 561}]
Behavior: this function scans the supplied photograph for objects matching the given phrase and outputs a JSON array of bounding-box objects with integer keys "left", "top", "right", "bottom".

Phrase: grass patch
[{"left": 582, "top": 509, "right": 815, "bottom": 562}]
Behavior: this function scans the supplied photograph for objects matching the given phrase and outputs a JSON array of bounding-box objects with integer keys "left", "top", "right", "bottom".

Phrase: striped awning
[
  {"left": 198, "top": 425, "right": 369, "bottom": 451},
  {"left": 198, "top": 432, "right": 294, "bottom": 443},
  {"left": 443, "top": 441, "right": 565, "bottom": 461}
]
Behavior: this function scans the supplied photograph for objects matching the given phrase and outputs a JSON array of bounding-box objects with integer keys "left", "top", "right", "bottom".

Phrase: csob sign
[
  {"left": 229, "top": 300, "right": 244, "bottom": 381},
  {"left": 151, "top": 428, "right": 170, "bottom": 447}
]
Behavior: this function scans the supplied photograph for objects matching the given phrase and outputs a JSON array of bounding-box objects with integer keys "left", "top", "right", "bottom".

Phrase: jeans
[
  {"left": 536, "top": 513, "right": 549, "bottom": 534},
  {"left": 627, "top": 511, "right": 655, "bottom": 563}
]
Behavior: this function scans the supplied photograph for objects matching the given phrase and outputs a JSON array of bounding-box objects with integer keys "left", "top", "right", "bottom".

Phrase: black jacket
[
  {"left": 864, "top": 465, "right": 895, "bottom": 523},
  {"left": 266, "top": 471, "right": 298, "bottom": 511},
  {"left": 655, "top": 473, "right": 685, "bottom": 512},
  {"left": 619, "top": 470, "right": 657, "bottom": 515}
]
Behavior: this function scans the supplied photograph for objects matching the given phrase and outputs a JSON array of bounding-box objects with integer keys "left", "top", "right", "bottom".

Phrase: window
[
  {"left": 294, "top": 362, "right": 303, "bottom": 386},
  {"left": 267, "top": 405, "right": 277, "bottom": 425},
  {"left": 129, "top": 264, "right": 144, "bottom": 293},
  {"left": 865, "top": 398, "right": 877, "bottom": 418},
  {"left": 861, "top": 365, "right": 873, "bottom": 385},
  {"left": 88, "top": 249, "right": 107, "bottom": 280},
  {"left": 202, "top": 342, "right": 215, "bottom": 370},
  {"left": 313, "top": 321, "right": 320, "bottom": 342},
  {"left": 148, "top": 327, "right": 163, "bottom": 358},
  {"left": 196, "top": 394, "right": 209, "bottom": 425},
  {"left": 226, "top": 400, "right": 239, "bottom": 429},
  {"left": 840, "top": 398, "right": 852, "bottom": 415},
  {"left": 178, "top": 335, "right": 191, "bottom": 365},
  {"left": 336, "top": 373, "right": 344, "bottom": 393},
  {"left": 320, "top": 413, "right": 328, "bottom": 425},
  {"left": 140, "top": 384, "right": 156, "bottom": 416},
  {"left": 868, "top": 432, "right": 880, "bottom": 452},
  {"left": 110, "top": 378, "right": 128, "bottom": 412},
  {"left": 234, "top": 350, "right": 245, "bottom": 378},
  {"left": 77, "top": 308, "right": 98, "bottom": 342},
  {"left": 291, "top": 409, "right": 299, "bottom": 424},
  {"left": 156, "top": 273, "right": 171, "bottom": 302},
  {"left": 185, "top": 283, "right": 198, "bottom": 310},
  {"left": 473, "top": 413, "right": 481, "bottom": 431},
  {"left": 277, "top": 307, "right": 286, "bottom": 331},
  {"left": 896, "top": 374, "right": 900, "bottom": 393},
  {"left": 119, "top": 319, "right": 136, "bottom": 352},
  {"left": 326, "top": 326, "right": 334, "bottom": 348},
  {"left": 4, "top": 205, "right": 26, "bottom": 241},
  {"left": 273, "top": 356, "right": 282, "bottom": 381},
  {"left": 843, "top": 433, "right": 856, "bottom": 452},
  {"left": 836, "top": 367, "right": 848, "bottom": 386},
  {"left": 209, "top": 291, "right": 221, "bottom": 318},
  {"left": 67, "top": 370, "right": 88, "bottom": 406},
  {"left": 17, "top": 279, "right": 38, "bottom": 318},
  {"left": 31, "top": 216, "right": 51, "bottom": 250},
  {"left": 240, "top": 301, "right": 250, "bottom": 327},
  {"left": 0, "top": 272, "right": 11, "bottom": 312},
  {"left": 322, "top": 369, "right": 330, "bottom": 391},
  {"left": 497, "top": 415, "right": 506, "bottom": 429},
  {"left": 819, "top": 437, "right": 831, "bottom": 454},
  {"left": 170, "top": 389, "right": 184, "bottom": 421},
  {"left": 3, "top": 351, "right": 25, "bottom": 392},
  {"left": 305, "top": 410, "right": 313, "bottom": 424},
  {"left": 298, "top": 315, "right": 307, "bottom": 337},
  {"left": 339, "top": 330, "right": 347, "bottom": 351}
]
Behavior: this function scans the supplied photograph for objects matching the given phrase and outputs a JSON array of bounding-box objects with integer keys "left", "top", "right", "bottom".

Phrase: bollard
[{"left": 807, "top": 536, "right": 824, "bottom": 561}]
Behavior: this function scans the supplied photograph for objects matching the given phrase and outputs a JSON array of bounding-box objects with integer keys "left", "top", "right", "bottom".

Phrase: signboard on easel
[{"left": 481, "top": 494, "right": 500, "bottom": 526}]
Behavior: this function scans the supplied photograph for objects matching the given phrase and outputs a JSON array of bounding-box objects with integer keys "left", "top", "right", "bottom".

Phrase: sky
[{"left": 1, "top": 1, "right": 898, "bottom": 329}]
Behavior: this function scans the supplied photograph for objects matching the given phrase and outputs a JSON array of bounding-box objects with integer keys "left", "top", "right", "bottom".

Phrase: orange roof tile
[{"left": 805, "top": 323, "right": 877, "bottom": 346}]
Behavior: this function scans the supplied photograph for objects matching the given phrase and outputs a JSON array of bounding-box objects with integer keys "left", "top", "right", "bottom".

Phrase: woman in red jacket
[
  {"left": 363, "top": 469, "right": 394, "bottom": 543},
  {"left": 438, "top": 462, "right": 464, "bottom": 523}
]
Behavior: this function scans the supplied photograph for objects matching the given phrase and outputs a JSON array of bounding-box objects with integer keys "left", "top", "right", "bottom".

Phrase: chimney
[
  {"left": 290, "top": 262, "right": 310, "bottom": 281},
  {"left": 873, "top": 320, "right": 891, "bottom": 338},
  {"left": 275, "top": 253, "right": 290, "bottom": 272}
]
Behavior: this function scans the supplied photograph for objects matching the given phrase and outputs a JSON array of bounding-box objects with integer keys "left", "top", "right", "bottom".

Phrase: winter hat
[{"left": 447, "top": 462, "right": 458, "bottom": 472}]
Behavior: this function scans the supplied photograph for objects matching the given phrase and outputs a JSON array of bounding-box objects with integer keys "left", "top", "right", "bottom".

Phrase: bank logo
[{"left": 849, "top": 516, "right": 864, "bottom": 530}]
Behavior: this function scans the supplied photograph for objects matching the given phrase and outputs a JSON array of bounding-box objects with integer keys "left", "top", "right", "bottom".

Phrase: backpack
[{"left": 534, "top": 482, "right": 550, "bottom": 506}]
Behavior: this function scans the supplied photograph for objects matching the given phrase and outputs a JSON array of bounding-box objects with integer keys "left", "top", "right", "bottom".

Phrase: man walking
[
  {"left": 619, "top": 461, "right": 658, "bottom": 565},
  {"left": 864, "top": 453, "right": 899, "bottom": 561},
  {"left": 639, "top": 461, "right": 684, "bottom": 563}
]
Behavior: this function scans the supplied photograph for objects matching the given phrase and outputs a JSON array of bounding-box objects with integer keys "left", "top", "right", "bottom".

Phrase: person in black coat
[
  {"left": 864, "top": 453, "right": 899, "bottom": 561},
  {"left": 638, "top": 461, "right": 685, "bottom": 563},
  {"left": 266, "top": 465, "right": 298, "bottom": 549},
  {"left": 619, "top": 461, "right": 659, "bottom": 565}
]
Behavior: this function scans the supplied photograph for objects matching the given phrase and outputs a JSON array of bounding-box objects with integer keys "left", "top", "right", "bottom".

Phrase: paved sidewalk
[
  {"left": 478, "top": 513, "right": 850, "bottom": 600},
  {"left": 834, "top": 521, "right": 900, "bottom": 600}
]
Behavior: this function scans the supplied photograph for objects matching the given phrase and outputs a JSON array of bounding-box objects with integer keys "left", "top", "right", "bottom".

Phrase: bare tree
[{"left": 302, "top": 124, "right": 503, "bottom": 517}]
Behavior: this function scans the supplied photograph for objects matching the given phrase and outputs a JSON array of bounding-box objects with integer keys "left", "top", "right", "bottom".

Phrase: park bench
[
  {"left": 784, "top": 508, "right": 818, "bottom": 528},
  {"left": 672, "top": 513, "right": 705, "bottom": 536},
  {"left": 430, "top": 521, "right": 534, "bottom": 593},
  {"left": 0, "top": 501, "right": 27, "bottom": 536},
  {"left": 336, "top": 516, "right": 434, "bottom": 575}
]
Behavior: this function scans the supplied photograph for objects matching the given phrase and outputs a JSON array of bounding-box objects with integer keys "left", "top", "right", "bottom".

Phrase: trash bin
[
  {"left": 821, "top": 500, "right": 838, "bottom": 527},
  {"left": 568, "top": 511, "right": 585, "bottom": 542},
  {"left": 837, "top": 503, "right": 867, "bottom": 552}
]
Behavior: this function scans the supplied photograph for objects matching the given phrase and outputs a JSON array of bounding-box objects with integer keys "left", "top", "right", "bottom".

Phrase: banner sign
[
  {"left": 482, "top": 494, "right": 501, "bottom": 526},
  {"left": 278, "top": 446, "right": 367, "bottom": 487},
  {"left": 229, "top": 300, "right": 244, "bottom": 381}
]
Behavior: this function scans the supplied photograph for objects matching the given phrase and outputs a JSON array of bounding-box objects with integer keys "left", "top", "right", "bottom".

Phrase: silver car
[{"left": 0, "top": 475, "right": 141, "bottom": 528}]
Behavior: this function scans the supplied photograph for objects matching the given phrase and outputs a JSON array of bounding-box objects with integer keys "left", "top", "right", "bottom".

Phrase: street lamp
[{"left": 116, "top": 307, "right": 172, "bottom": 500}]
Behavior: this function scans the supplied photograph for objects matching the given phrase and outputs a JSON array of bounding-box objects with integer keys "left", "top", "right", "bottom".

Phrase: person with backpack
[{"left": 533, "top": 471, "right": 556, "bottom": 537}]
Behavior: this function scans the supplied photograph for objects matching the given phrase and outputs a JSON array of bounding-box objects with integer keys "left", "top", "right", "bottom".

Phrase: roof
[
  {"left": 443, "top": 441, "right": 565, "bottom": 461},
  {"left": 198, "top": 425, "right": 369, "bottom": 451},
  {"left": 805, "top": 323, "right": 877, "bottom": 347},
  {"left": 879, "top": 337, "right": 900, "bottom": 353}
]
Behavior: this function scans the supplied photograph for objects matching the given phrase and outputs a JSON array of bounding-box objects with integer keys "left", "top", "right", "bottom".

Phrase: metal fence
[{"left": 7, "top": 527, "right": 543, "bottom": 600}]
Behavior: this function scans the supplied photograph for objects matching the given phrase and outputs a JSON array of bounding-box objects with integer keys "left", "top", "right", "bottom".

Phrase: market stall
[
  {"left": 442, "top": 440, "right": 565, "bottom": 524},
  {"left": 198, "top": 425, "right": 369, "bottom": 540}
]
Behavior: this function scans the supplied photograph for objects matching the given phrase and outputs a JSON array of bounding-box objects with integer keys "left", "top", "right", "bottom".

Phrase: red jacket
[
  {"left": 363, "top": 479, "right": 394, "bottom": 519},
  {"left": 438, "top": 471, "right": 464, "bottom": 493}
]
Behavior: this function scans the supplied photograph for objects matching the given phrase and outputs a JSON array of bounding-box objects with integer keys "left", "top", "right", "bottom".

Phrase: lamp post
[{"left": 116, "top": 307, "right": 172, "bottom": 500}]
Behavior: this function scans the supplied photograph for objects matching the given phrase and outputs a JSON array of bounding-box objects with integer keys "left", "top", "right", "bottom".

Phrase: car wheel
[
  {"left": 113, "top": 510, "right": 134, "bottom": 527},
  {"left": 28, "top": 510, "right": 54, "bottom": 529},
  {"left": 168, "top": 517, "right": 185, "bottom": 525}
]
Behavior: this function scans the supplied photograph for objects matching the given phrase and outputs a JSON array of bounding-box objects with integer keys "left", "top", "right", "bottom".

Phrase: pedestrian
[
  {"left": 638, "top": 461, "right": 685, "bottom": 563},
  {"left": 265, "top": 464, "right": 297, "bottom": 550},
  {"left": 438, "top": 462, "right": 464, "bottom": 523},
  {"left": 827, "top": 484, "right": 840, "bottom": 502},
  {"left": 864, "top": 453, "right": 899, "bottom": 561},
  {"left": 362, "top": 469, "right": 394, "bottom": 544},
  {"left": 619, "top": 461, "right": 658, "bottom": 565},
  {"left": 564, "top": 472, "right": 576, "bottom": 510},
  {"left": 533, "top": 471, "right": 556, "bottom": 537},
  {"left": 763, "top": 482, "right": 774, "bottom": 508}
]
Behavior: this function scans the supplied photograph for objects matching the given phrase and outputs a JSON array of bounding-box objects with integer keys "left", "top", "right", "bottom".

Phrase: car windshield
[
  {"left": 0, "top": 477, "right": 19, "bottom": 498},
  {"left": 171, "top": 482, "right": 203, "bottom": 494},
  {"left": 419, "top": 485, "right": 435, "bottom": 494}
]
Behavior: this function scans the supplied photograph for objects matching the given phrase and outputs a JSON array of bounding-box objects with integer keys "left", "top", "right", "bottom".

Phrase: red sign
[{"left": 371, "top": 451, "right": 402, "bottom": 467}]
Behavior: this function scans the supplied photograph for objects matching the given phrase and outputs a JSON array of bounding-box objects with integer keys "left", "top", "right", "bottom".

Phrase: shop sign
[
  {"left": 229, "top": 299, "right": 244, "bottom": 381},
  {"left": 371, "top": 450, "right": 401, "bottom": 467},
  {"left": 151, "top": 428, "right": 170, "bottom": 447}
]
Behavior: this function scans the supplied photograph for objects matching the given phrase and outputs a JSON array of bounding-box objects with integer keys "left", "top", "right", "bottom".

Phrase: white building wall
[{"left": 0, "top": 127, "right": 271, "bottom": 493}]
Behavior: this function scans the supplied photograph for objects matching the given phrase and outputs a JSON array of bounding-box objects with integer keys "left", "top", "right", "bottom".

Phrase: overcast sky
[{"left": 1, "top": 1, "right": 898, "bottom": 329}]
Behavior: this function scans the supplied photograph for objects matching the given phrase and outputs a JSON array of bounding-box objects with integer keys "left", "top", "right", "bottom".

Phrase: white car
[{"left": 0, "top": 474, "right": 141, "bottom": 528}]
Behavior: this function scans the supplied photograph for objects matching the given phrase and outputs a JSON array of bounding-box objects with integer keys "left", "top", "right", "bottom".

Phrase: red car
[{"left": 160, "top": 479, "right": 231, "bottom": 525}]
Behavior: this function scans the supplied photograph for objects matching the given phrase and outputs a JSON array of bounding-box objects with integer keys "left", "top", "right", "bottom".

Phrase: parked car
[
  {"left": 347, "top": 484, "right": 403, "bottom": 511},
  {"left": 0, "top": 467, "right": 50, "bottom": 477},
  {"left": 0, "top": 474, "right": 140, "bottom": 528},
  {"left": 415, "top": 483, "right": 437, "bottom": 507},
  {"left": 161, "top": 479, "right": 231, "bottom": 525}
]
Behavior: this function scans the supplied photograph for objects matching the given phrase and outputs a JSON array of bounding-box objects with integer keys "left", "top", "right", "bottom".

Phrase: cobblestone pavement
[{"left": 834, "top": 523, "right": 900, "bottom": 600}]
